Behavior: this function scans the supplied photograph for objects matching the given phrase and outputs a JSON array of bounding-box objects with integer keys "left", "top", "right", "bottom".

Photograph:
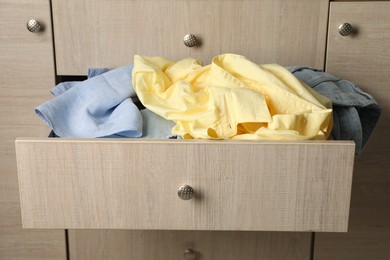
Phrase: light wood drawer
[
  {"left": 68, "top": 230, "right": 312, "bottom": 260},
  {"left": 16, "top": 138, "right": 355, "bottom": 232},
  {"left": 52, "top": 0, "right": 328, "bottom": 75}
]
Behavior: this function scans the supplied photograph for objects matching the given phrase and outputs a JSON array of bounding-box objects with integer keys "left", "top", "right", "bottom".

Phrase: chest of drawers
[
  {"left": 15, "top": 0, "right": 356, "bottom": 234},
  {"left": 2, "top": 0, "right": 389, "bottom": 259}
]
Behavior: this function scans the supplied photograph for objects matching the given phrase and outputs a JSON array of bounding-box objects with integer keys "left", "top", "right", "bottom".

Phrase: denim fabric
[
  {"left": 36, "top": 65, "right": 143, "bottom": 138},
  {"left": 288, "top": 66, "right": 381, "bottom": 154}
]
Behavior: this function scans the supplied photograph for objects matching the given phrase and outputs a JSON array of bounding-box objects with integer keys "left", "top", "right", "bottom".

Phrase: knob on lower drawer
[
  {"left": 184, "top": 248, "right": 196, "bottom": 260},
  {"left": 26, "top": 19, "right": 42, "bottom": 33},
  {"left": 178, "top": 185, "right": 194, "bottom": 200}
]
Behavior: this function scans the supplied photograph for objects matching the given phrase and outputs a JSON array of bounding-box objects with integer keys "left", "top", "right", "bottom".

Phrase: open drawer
[{"left": 15, "top": 138, "right": 354, "bottom": 232}]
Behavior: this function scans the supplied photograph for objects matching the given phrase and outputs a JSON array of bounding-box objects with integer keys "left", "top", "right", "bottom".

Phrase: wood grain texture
[
  {"left": 0, "top": 0, "right": 66, "bottom": 259},
  {"left": 69, "top": 230, "right": 311, "bottom": 260},
  {"left": 333, "top": 0, "right": 387, "bottom": 1},
  {"left": 51, "top": 0, "right": 329, "bottom": 75},
  {"left": 16, "top": 138, "right": 355, "bottom": 232},
  {"left": 316, "top": 2, "right": 390, "bottom": 259}
]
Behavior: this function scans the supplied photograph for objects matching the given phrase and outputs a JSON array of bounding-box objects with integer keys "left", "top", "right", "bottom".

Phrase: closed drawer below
[
  {"left": 68, "top": 230, "right": 312, "bottom": 260},
  {"left": 15, "top": 138, "right": 355, "bottom": 232}
]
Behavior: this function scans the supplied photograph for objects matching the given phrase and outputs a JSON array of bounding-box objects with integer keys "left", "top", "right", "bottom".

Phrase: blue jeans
[{"left": 288, "top": 66, "right": 381, "bottom": 155}]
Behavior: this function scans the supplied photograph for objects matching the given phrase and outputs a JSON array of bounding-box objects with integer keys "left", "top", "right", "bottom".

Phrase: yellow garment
[{"left": 132, "top": 54, "right": 333, "bottom": 140}]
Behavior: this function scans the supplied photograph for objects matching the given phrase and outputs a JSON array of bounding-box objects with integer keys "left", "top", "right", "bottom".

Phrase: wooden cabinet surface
[
  {"left": 46, "top": 0, "right": 332, "bottom": 259},
  {"left": 3, "top": 0, "right": 390, "bottom": 259},
  {"left": 315, "top": 2, "right": 390, "bottom": 259},
  {"left": 69, "top": 230, "right": 311, "bottom": 260},
  {"left": 51, "top": 0, "right": 329, "bottom": 75},
  {"left": 0, "top": 0, "right": 66, "bottom": 259},
  {"left": 16, "top": 139, "right": 354, "bottom": 232}
]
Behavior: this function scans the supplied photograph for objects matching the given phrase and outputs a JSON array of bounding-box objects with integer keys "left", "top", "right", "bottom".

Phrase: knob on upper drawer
[
  {"left": 338, "top": 23, "right": 353, "bottom": 36},
  {"left": 26, "top": 19, "right": 42, "bottom": 33}
]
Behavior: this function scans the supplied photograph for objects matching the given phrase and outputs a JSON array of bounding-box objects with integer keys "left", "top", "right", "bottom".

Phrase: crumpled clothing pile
[{"left": 132, "top": 54, "right": 333, "bottom": 140}]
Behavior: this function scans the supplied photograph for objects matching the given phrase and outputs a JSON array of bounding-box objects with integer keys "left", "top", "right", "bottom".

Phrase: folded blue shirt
[
  {"left": 36, "top": 65, "right": 143, "bottom": 138},
  {"left": 288, "top": 66, "right": 381, "bottom": 155}
]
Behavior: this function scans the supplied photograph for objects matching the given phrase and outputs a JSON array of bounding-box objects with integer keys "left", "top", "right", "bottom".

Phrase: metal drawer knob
[
  {"left": 184, "top": 248, "right": 196, "bottom": 260},
  {"left": 26, "top": 19, "right": 42, "bottom": 33},
  {"left": 183, "top": 34, "right": 198, "bottom": 47},
  {"left": 338, "top": 23, "right": 353, "bottom": 36},
  {"left": 178, "top": 185, "right": 194, "bottom": 200}
]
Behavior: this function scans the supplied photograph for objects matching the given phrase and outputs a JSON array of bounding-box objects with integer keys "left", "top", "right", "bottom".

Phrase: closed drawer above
[
  {"left": 52, "top": 0, "right": 328, "bottom": 75},
  {"left": 327, "top": 1, "right": 390, "bottom": 91},
  {"left": 16, "top": 138, "right": 355, "bottom": 232}
]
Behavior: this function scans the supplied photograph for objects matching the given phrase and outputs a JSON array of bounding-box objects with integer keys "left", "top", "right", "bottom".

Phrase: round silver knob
[
  {"left": 184, "top": 249, "right": 196, "bottom": 260},
  {"left": 178, "top": 185, "right": 194, "bottom": 200},
  {"left": 26, "top": 19, "right": 42, "bottom": 33},
  {"left": 183, "top": 34, "right": 198, "bottom": 47},
  {"left": 338, "top": 23, "right": 353, "bottom": 36}
]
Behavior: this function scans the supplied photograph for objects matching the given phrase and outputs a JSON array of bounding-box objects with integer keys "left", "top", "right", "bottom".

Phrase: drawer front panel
[
  {"left": 68, "top": 230, "right": 311, "bottom": 260},
  {"left": 52, "top": 0, "right": 328, "bottom": 75},
  {"left": 16, "top": 138, "right": 354, "bottom": 232}
]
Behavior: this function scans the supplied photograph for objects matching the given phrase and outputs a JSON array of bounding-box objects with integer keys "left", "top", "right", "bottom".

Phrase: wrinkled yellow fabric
[{"left": 132, "top": 54, "right": 333, "bottom": 140}]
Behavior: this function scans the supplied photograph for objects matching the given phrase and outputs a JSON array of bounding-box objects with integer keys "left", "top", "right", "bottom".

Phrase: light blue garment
[
  {"left": 88, "top": 67, "right": 110, "bottom": 78},
  {"left": 140, "top": 109, "right": 178, "bottom": 138},
  {"left": 36, "top": 65, "right": 143, "bottom": 138},
  {"left": 88, "top": 67, "right": 177, "bottom": 138},
  {"left": 50, "top": 81, "right": 79, "bottom": 96},
  {"left": 288, "top": 66, "right": 381, "bottom": 155}
]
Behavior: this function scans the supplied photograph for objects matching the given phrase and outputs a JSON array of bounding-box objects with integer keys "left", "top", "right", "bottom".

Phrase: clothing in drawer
[{"left": 16, "top": 138, "right": 354, "bottom": 232}]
